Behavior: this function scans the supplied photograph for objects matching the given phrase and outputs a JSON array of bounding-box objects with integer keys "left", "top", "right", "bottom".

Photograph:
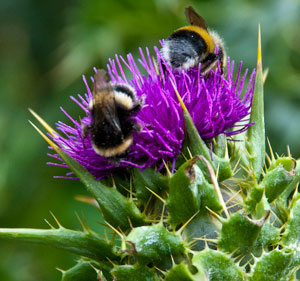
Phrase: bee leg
[
  {"left": 214, "top": 50, "right": 224, "bottom": 74},
  {"left": 132, "top": 122, "right": 142, "bottom": 132},
  {"left": 81, "top": 123, "right": 92, "bottom": 148}
]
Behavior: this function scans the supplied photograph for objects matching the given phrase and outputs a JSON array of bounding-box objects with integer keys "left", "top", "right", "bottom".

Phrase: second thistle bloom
[{"left": 49, "top": 47, "right": 255, "bottom": 179}]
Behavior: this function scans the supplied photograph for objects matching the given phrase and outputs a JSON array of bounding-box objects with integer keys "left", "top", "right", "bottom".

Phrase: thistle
[{"left": 1, "top": 19, "right": 300, "bottom": 281}]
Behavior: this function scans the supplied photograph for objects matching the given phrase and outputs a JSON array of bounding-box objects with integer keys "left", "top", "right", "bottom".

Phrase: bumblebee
[
  {"left": 82, "top": 69, "right": 143, "bottom": 159},
  {"left": 161, "top": 6, "right": 226, "bottom": 74}
]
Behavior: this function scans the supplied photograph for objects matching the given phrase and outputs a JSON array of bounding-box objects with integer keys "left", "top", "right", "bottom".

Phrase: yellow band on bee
[{"left": 176, "top": 26, "right": 215, "bottom": 53}]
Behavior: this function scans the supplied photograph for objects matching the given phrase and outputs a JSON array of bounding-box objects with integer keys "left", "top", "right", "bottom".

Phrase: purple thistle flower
[{"left": 48, "top": 47, "right": 255, "bottom": 179}]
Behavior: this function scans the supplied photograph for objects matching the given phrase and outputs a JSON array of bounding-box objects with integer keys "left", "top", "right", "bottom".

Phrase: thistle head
[{"left": 47, "top": 47, "right": 255, "bottom": 179}]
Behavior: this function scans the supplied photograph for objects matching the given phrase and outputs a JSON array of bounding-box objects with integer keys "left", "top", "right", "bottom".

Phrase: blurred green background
[{"left": 0, "top": 0, "right": 299, "bottom": 280}]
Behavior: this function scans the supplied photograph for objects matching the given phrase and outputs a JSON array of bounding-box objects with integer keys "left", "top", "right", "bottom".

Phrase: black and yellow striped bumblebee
[
  {"left": 161, "top": 6, "right": 226, "bottom": 74},
  {"left": 82, "top": 69, "right": 143, "bottom": 160}
]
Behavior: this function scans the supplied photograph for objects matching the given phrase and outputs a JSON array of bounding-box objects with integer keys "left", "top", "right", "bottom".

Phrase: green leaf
[
  {"left": 282, "top": 197, "right": 300, "bottom": 245},
  {"left": 61, "top": 261, "right": 97, "bottom": 281},
  {"left": 246, "top": 26, "right": 265, "bottom": 180},
  {"left": 249, "top": 249, "right": 293, "bottom": 281},
  {"left": 183, "top": 211, "right": 220, "bottom": 251},
  {"left": 29, "top": 116, "right": 147, "bottom": 231},
  {"left": 280, "top": 159, "right": 300, "bottom": 202},
  {"left": 244, "top": 182, "right": 264, "bottom": 213},
  {"left": 0, "top": 228, "right": 118, "bottom": 261},
  {"left": 126, "top": 224, "right": 185, "bottom": 265},
  {"left": 167, "top": 157, "right": 222, "bottom": 226},
  {"left": 51, "top": 147, "right": 147, "bottom": 231},
  {"left": 164, "top": 264, "right": 196, "bottom": 281},
  {"left": 112, "top": 264, "right": 159, "bottom": 281},
  {"left": 167, "top": 157, "right": 201, "bottom": 226},
  {"left": 213, "top": 134, "right": 227, "bottom": 158},
  {"left": 253, "top": 223, "right": 280, "bottom": 256},
  {"left": 268, "top": 157, "right": 295, "bottom": 172},
  {"left": 263, "top": 163, "right": 295, "bottom": 202},
  {"left": 133, "top": 167, "right": 168, "bottom": 203},
  {"left": 182, "top": 111, "right": 232, "bottom": 182},
  {"left": 193, "top": 249, "right": 244, "bottom": 281},
  {"left": 218, "top": 212, "right": 266, "bottom": 257}
]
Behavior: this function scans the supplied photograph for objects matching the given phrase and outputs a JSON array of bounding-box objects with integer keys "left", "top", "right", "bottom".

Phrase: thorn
[
  {"left": 224, "top": 137, "right": 229, "bottom": 158},
  {"left": 257, "top": 24, "right": 262, "bottom": 69},
  {"left": 233, "top": 253, "right": 243, "bottom": 263},
  {"left": 106, "top": 257, "right": 115, "bottom": 266},
  {"left": 225, "top": 190, "right": 241, "bottom": 204},
  {"left": 227, "top": 203, "right": 240, "bottom": 210},
  {"left": 188, "top": 240, "right": 198, "bottom": 250},
  {"left": 292, "top": 182, "right": 299, "bottom": 200},
  {"left": 29, "top": 108, "right": 58, "bottom": 137},
  {"left": 144, "top": 186, "right": 165, "bottom": 203},
  {"left": 205, "top": 206, "right": 222, "bottom": 221},
  {"left": 264, "top": 161, "right": 268, "bottom": 172},
  {"left": 111, "top": 175, "right": 116, "bottom": 188},
  {"left": 110, "top": 231, "right": 116, "bottom": 243},
  {"left": 287, "top": 145, "right": 291, "bottom": 157},
  {"left": 215, "top": 163, "right": 220, "bottom": 180},
  {"left": 98, "top": 221, "right": 114, "bottom": 230},
  {"left": 56, "top": 267, "right": 64, "bottom": 274},
  {"left": 104, "top": 221, "right": 123, "bottom": 238},
  {"left": 193, "top": 237, "right": 217, "bottom": 243},
  {"left": 29, "top": 120, "right": 59, "bottom": 151},
  {"left": 262, "top": 68, "right": 269, "bottom": 84},
  {"left": 143, "top": 195, "right": 153, "bottom": 215},
  {"left": 181, "top": 152, "right": 188, "bottom": 161},
  {"left": 186, "top": 147, "right": 193, "bottom": 159},
  {"left": 232, "top": 157, "right": 241, "bottom": 174},
  {"left": 44, "top": 219, "right": 55, "bottom": 229},
  {"left": 240, "top": 165, "right": 256, "bottom": 181},
  {"left": 160, "top": 203, "right": 166, "bottom": 223},
  {"left": 118, "top": 183, "right": 131, "bottom": 194},
  {"left": 170, "top": 78, "right": 188, "bottom": 114},
  {"left": 128, "top": 217, "right": 134, "bottom": 230},
  {"left": 232, "top": 168, "right": 241, "bottom": 177},
  {"left": 267, "top": 138, "right": 274, "bottom": 160},
  {"left": 81, "top": 212, "right": 91, "bottom": 232},
  {"left": 177, "top": 211, "right": 199, "bottom": 234},
  {"left": 170, "top": 254, "right": 175, "bottom": 265},
  {"left": 75, "top": 212, "right": 87, "bottom": 232},
  {"left": 266, "top": 154, "right": 272, "bottom": 166},
  {"left": 199, "top": 155, "right": 229, "bottom": 218},
  {"left": 154, "top": 266, "right": 165, "bottom": 274},
  {"left": 75, "top": 195, "right": 99, "bottom": 207},
  {"left": 89, "top": 263, "right": 100, "bottom": 274},
  {"left": 162, "top": 159, "right": 171, "bottom": 176},
  {"left": 49, "top": 211, "right": 64, "bottom": 228},
  {"left": 221, "top": 182, "right": 237, "bottom": 194}
]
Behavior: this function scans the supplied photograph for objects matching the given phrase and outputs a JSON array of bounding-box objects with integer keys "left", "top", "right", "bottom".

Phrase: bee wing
[
  {"left": 185, "top": 6, "right": 208, "bottom": 30},
  {"left": 92, "top": 69, "right": 111, "bottom": 95},
  {"left": 94, "top": 90, "right": 122, "bottom": 134}
]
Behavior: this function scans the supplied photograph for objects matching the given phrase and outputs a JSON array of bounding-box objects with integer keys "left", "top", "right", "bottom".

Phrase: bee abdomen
[{"left": 92, "top": 135, "right": 133, "bottom": 158}]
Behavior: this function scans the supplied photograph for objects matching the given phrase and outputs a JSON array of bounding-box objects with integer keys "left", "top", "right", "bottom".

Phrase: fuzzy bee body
[
  {"left": 83, "top": 70, "right": 143, "bottom": 160},
  {"left": 161, "top": 6, "right": 226, "bottom": 74}
]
